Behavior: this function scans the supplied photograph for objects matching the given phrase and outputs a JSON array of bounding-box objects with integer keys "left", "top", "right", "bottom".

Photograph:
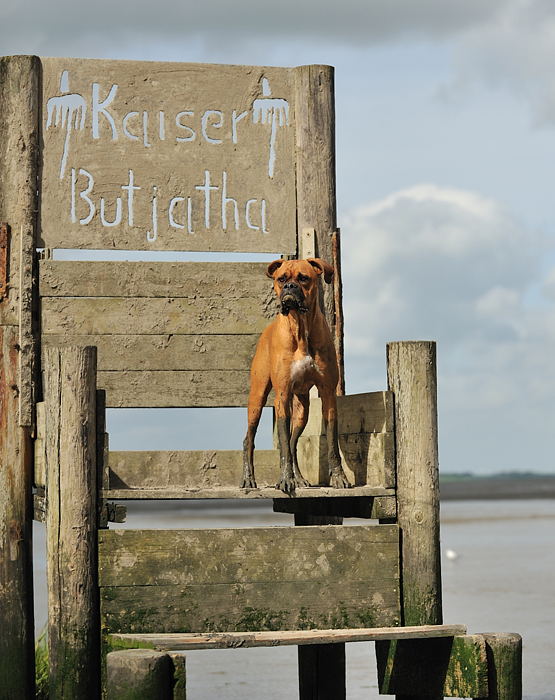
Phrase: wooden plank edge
[
  {"left": 100, "top": 486, "right": 397, "bottom": 500},
  {"left": 108, "top": 625, "right": 467, "bottom": 651}
]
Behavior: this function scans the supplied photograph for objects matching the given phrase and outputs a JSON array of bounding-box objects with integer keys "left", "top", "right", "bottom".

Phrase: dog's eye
[
  {"left": 298, "top": 274, "right": 308, "bottom": 283},
  {"left": 278, "top": 276, "right": 286, "bottom": 283}
]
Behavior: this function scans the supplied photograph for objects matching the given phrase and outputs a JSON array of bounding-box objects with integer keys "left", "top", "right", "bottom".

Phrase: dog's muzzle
[{"left": 280, "top": 282, "right": 309, "bottom": 315}]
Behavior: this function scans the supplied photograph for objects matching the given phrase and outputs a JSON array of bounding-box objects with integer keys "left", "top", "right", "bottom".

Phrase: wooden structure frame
[{"left": 0, "top": 55, "right": 522, "bottom": 700}]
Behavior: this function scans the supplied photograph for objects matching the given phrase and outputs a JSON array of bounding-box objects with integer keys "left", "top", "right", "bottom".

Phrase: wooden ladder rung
[{"left": 109, "top": 624, "right": 467, "bottom": 651}]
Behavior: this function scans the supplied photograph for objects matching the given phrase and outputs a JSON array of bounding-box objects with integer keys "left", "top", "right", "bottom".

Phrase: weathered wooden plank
[
  {"left": 375, "top": 634, "right": 488, "bottom": 698},
  {"left": 41, "top": 296, "right": 273, "bottom": 336},
  {"left": 102, "top": 485, "right": 395, "bottom": 500},
  {"left": 97, "top": 370, "right": 260, "bottom": 408},
  {"left": 481, "top": 633, "right": 522, "bottom": 700},
  {"left": 101, "top": 578, "right": 400, "bottom": 636},
  {"left": 297, "top": 432, "right": 395, "bottom": 488},
  {"left": 302, "top": 393, "right": 394, "bottom": 437},
  {"left": 107, "top": 650, "right": 172, "bottom": 700},
  {"left": 109, "top": 625, "right": 468, "bottom": 651},
  {"left": 39, "top": 260, "right": 277, "bottom": 301},
  {"left": 44, "top": 346, "right": 100, "bottom": 699},
  {"left": 39, "top": 58, "right": 297, "bottom": 254},
  {"left": 387, "top": 341, "right": 441, "bottom": 628},
  {"left": 42, "top": 333, "right": 260, "bottom": 371},
  {"left": 34, "top": 400, "right": 46, "bottom": 488},
  {"left": 99, "top": 524, "right": 399, "bottom": 587},
  {"left": 0, "top": 54, "right": 40, "bottom": 700}
]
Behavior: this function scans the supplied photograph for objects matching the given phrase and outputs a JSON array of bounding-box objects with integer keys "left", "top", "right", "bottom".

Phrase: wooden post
[
  {"left": 0, "top": 55, "right": 40, "bottom": 700},
  {"left": 478, "top": 634, "right": 522, "bottom": 700},
  {"left": 295, "top": 514, "right": 345, "bottom": 700},
  {"left": 386, "top": 341, "right": 442, "bottom": 627},
  {"left": 295, "top": 64, "right": 337, "bottom": 330},
  {"left": 45, "top": 346, "right": 101, "bottom": 700}
]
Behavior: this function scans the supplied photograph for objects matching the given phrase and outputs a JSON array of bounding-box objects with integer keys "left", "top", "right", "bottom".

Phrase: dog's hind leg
[{"left": 290, "top": 393, "right": 310, "bottom": 487}]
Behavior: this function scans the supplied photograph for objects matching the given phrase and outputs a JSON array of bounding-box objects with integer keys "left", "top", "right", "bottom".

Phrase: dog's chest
[{"left": 290, "top": 354, "right": 320, "bottom": 388}]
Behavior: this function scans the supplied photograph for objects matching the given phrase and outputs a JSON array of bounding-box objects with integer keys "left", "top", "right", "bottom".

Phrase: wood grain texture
[
  {"left": 0, "top": 55, "right": 39, "bottom": 699},
  {"left": 387, "top": 341, "right": 442, "bottom": 628},
  {"left": 481, "top": 633, "right": 522, "bottom": 700},
  {"left": 102, "top": 485, "right": 395, "bottom": 500},
  {"left": 108, "top": 625, "right": 467, "bottom": 651},
  {"left": 99, "top": 525, "right": 400, "bottom": 634},
  {"left": 44, "top": 346, "right": 100, "bottom": 699}
]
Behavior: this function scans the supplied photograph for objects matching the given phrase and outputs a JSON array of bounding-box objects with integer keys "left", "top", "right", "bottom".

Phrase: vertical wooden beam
[
  {"left": 295, "top": 513, "right": 345, "bottom": 700},
  {"left": 478, "top": 634, "right": 522, "bottom": 700},
  {"left": 0, "top": 54, "right": 40, "bottom": 700},
  {"left": 45, "top": 346, "right": 101, "bottom": 700},
  {"left": 295, "top": 65, "right": 337, "bottom": 330},
  {"left": 386, "top": 341, "right": 442, "bottom": 628}
]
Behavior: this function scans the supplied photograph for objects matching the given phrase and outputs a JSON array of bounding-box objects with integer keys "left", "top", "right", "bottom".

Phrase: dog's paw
[
  {"left": 276, "top": 474, "right": 296, "bottom": 494},
  {"left": 240, "top": 476, "right": 258, "bottom": 489},
  {"left": 293, "top": 475, "right": 310, "bottom": 488},
  {"left": 330, "top": 471, "right": 352, "bottom": 489}
]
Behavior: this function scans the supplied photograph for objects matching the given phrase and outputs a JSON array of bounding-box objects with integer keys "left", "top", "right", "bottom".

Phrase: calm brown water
[{"left": 33, "top": 499, "right": 555, "bottom": 699}]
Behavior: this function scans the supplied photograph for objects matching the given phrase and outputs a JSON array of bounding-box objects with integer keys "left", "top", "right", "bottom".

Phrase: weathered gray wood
[
  {"left": 376, "top": 634, "right": 488, "bottom": 698},
  {"left": 0, "top": 54, "right": 40, "bottom": 700},
  {"left": 18, "top": 225, "right": 36, "bottom": 427},
  {"left": 45, "top": 346, "right": 100, "bottom": 699},
  {"left": 39, "top": 58, "right": 297, "bottom": 254},
  {"left": 99, "top": 525, "right": 400, "bottom": 635},
  {"left": 34, "top": 400, "right": 46, "bottom": 488},
  {"left": 479, "top": 633, "right": 522, "bottom": 700},
  {"left": 39, "top": 260, "right": 276, "bottom": 300},
  {"left": 387, "top": 341, "right": 442, "bottom": 628},
  {"left": 297, "top": 432, "right": 395, "bottom": 488},
  {"left": 41, "top": 296, "right": 272, "bottom": 336},
  {"left": 302, "top": 393, "right": 394, "bottom": 437},
  {"left": 43, "top": 334, "right": 260, "bottom": 371},
  {"left": 106, "top": 650, "right": 172, "bottom": 700},
  {"left": 295, "top": 65, "right": 336, "bottom": 329},
  {"left": 99, "top": 525, "right": 399, "bottom": 587},
  {"left": 109, "top": 625, "right": 467, "bottom": 651},
  {"left": 102, "top": 485, "right": 394, "bottom": 500},
  {"left": 97, "top": 369, "right": 262, "bottom": 408}
]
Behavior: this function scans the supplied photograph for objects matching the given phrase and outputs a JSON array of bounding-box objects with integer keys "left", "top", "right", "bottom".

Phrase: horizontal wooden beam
[
  {"left": 108, "top": 624, "right": 467, "bottom": 651},
  {"left": 101, "top": 485, "right": 396, "bottom": 500},
  {"left": 39, "top": 260, "right": 275, "bottom": 299}
]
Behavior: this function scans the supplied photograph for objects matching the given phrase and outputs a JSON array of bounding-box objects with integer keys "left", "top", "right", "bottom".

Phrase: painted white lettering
[
  {"left": 221, "top": 171, "right": 238, "bottom": 230},
  {"left": 232, "top": 109, "right": 248, "bottom": 144},
  {"left": 122, "top": 112, "right": 140, "bottom": 140},
  {"left": 187, "top": 197, "right": 195, "bottom": 235},
  {"left": 169, "top": 197, "right": 185, "bottom": 229},
  {"left": 261, "top": 199, "right": 269, "bottom": 234},
  {"left": 100, "top": 197, "right": 122, "bottom": 227},
  {"left": 143, "top": 111, "right": 150, "bottom": 148},
  {"left": 201, "top": 110, "right": 223, "bottom": 144},
  {"left": 176, "top": 112, "right": 195, "bottom": 142},
  {"left": 195, "top": 171, "right": 218, "bottom": 229},
  {"left": 245, "top": 199, "right": 259, "bottom": 230},
  {"left": 78, "top": 168, "right": 95, "bottom": 225},
  {"left": 71, "top": 168, "right": 77, "bottom": 223},
  {"left": 92, "top": 83, "right": 118, "bottom": 140},
  {"left": 121, "top": 170, "right": 141, "bottom": 225},
  {"left": 147, "top": 187, "right": 157, "bottom": 242}
]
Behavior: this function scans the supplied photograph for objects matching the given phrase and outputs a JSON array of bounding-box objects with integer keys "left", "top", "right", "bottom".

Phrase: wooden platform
[
  {"left": 101, "top": 485, "right": 396, "bottom": 500},
  {"left": 108, "top": 624, "right": 467, "bottom": 651}
]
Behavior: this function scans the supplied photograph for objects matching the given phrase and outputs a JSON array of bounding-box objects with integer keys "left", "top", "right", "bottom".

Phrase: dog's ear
[
  {"left": 266, "top": 260, "right": 284, "bottom": 279},
  {"left": 307, "top": 258, "right": 334, "bottom": 284}
]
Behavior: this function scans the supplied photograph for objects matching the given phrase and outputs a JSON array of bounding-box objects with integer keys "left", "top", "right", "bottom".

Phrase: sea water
[{"left": 33, "top": 499, "right": 555, "bottom": 699}]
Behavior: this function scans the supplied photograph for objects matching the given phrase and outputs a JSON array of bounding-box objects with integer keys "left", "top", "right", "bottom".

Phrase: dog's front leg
[
  {"left": 275, "top": 393, "right": 298, "bottom": 493},
  {"left": 321, "top": 391, "right": 351, "bottom": 489}
]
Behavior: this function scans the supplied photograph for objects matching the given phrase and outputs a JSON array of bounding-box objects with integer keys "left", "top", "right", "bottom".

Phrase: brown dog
[{"left": 242, "top": 258, "right": 351, "bottom": 493}]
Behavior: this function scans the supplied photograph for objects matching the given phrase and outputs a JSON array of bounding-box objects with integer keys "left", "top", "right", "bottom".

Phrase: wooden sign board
[{"left": 39, "top": 57, "right": 297, "bottom": 253}]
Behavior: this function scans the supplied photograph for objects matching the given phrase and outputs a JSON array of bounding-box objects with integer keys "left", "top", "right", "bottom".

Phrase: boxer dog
[{"left": 242, "top": 258, "right": 351, "bottom": 493}]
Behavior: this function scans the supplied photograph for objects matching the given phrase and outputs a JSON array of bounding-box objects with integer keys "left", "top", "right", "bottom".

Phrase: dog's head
[{"left": 266, "top": 258, "right": 334, "bottom": 316}]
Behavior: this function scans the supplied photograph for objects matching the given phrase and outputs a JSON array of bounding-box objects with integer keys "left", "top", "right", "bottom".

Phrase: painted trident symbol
[
  {"left": 253, "top": 78, "right": 289, "bottom": 178},
  {"left": 46, "top": 71, "right": 87, "bottom": 179}
]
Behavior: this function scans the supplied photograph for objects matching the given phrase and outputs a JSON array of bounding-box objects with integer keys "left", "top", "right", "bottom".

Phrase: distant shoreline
[{"left": 439, "top": 474, "right": 555, "bottom": 500}]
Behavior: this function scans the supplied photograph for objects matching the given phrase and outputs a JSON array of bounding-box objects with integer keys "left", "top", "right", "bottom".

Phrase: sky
[{"left": 3, "top": 0, "right": 555, "bottom": 475}]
